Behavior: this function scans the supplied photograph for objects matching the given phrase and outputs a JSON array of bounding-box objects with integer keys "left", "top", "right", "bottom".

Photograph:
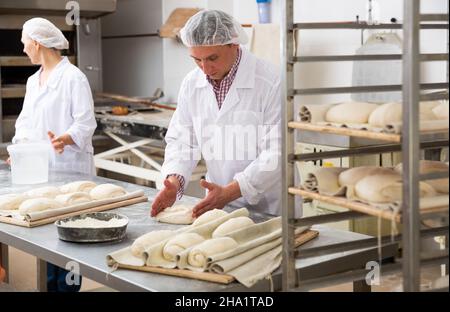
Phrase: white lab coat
[
  {"left": 162, "top": 48, "right": 282, "bottom": 215},
  {"left": 13, "top": 57, "right": 97, "bottom": 175}
]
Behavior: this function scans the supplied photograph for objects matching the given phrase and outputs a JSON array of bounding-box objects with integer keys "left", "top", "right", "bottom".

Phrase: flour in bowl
[{"left": 60, "top": 217, "right": 128, "bottom": 228}]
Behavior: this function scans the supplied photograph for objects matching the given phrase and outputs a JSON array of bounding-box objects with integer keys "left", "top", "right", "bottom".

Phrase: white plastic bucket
[{"left": 7, "top": 142, "right": 50, "bottom": 184}]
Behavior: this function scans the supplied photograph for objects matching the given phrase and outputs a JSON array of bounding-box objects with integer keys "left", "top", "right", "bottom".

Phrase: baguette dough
[
  {"left": 303, "top": 167, "right": 348, "bottom": 196},
  {"left": 325, "top": 102, "right": 379, "bottom": 124},
  {"left": 192, "top": 209, "right": 228, "bottom": 226},
  {"left": 395, "top": 160, "right": 449, "bottom": 194},
  {"left": 162, "top": 233, "right": 205, "bottom": 261},
  {"left": 18, "top": 197, "right": 63, "bottom": 216},
  {"left": 131, "top": 230, "right": 174, "bottom": 257},
  {"left": 368, "top": 101, "right": 442, "bottom": 127},
  {"left": 355, "top": 172, "right": 436, "bottom": 203},
  {"left": 432, "top": 101, "right": 449, "bottom": 120},
  {"left": 25, "top": 186, "right": 61, "bottom": 199},
  {"left": 188, "top": 237, "right": 238, "bottom": 268},
  {"left": 0, "top": 193, "right": 29, "bottom": 210},
  {"left": 339, "top": 167, "right": 394, "bottom": 187},
  {"left": 154, "top": 204, "right": 195, "bottom": 225},
  {"left": 90, "top": 184, "right": 126, "bottom": 200},
  {"left": 212, "top": 217, "right": 255, "bottom": 238},
  {"left": 60, "top": 181, "right": 97, "bottom": 194},
  {"left": 55, "top": 192, "right": 92, "bottom": 206}
]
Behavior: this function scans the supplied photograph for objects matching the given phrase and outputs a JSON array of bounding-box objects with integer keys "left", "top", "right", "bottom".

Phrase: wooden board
[
  {"left": 116, "top": 230, "right": 319, "bottom": 285},
  {"left": 0, "top": 196, "right": 148, "bottom": 228},
  {"left": 289, "top": 187, "right": 449, "bottom": 223},
  {"left": 159, "top": 8, "right": 201, "bottom": 38}
]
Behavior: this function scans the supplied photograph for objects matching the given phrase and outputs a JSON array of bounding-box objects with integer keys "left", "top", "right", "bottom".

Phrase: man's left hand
[{"left": 192, "top": 179, "right": 241, "bottom": 218}]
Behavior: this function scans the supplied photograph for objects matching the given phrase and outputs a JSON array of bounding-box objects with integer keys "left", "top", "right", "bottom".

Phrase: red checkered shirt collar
[{"left": 207, "top": 47, "right": 242, "bottom": 110}]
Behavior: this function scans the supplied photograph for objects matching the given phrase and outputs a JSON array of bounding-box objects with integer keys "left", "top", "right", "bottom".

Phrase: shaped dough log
[
  {"left": 299, "top": 104, "right": 333, "bottom": 123},
  {"left": 90, "top": 184, "right": 126, "bottom": 200},
  {"left": 355, "top": 172, "right": 437, "bottom": 203},
  {"left": 432, "top": 101, "right": 449, "bottom": 120},
  {"left": 325, "top": 102, "right": 379, "bottom": 124},
  {"left": 18, "top": 198, "right": 63, "bottom": 216},
  {"left": 368, "top": 101, "right": 442, "bottom": 127},
  {"left": 55, "top": 192, "right": 92, "bottom": 206},
  {"left": 192, "top": 209, "right": 228, "bottom": 226},
  {"left": 131, "top": 230, "right": 174, "bottom": 257},
  {"left": 212, "top": 217, "right": 255, "bottom": 238},
  {"left": 60, "top": 181, "right": 97, "bottom": 194},
  {"left": 188, "top": 237, "right": 238, "bottom": 268},
  {"left": 154, "top": 204, "right": 195, "bottom": 225},
  {"left": 302, "top": 167, "right": 348, "bottom": 196},
  {"left": 0, "top": 194, "right": 29, "bottom": 210},
  {"left": 162, "top": 233, "right": 205, "bottom": 261},
  {"left": 339, "top": 167, "right": 395, "bottom": 187},
  {"left": 395, "top": 160, "right": 449, "bottom": 194},
  {"left": 25, "top": 186, "right": 61, "bottom": 199}
]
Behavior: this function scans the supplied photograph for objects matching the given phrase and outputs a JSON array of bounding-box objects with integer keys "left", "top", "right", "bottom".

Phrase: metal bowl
[{"left": 55, "top": 212, "right": 129, "bottom": 243}]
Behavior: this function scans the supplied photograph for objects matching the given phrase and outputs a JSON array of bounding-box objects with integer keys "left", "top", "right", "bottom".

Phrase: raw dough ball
[
  {"left": 339, "top": 167, "right": 394, "bottom": 187},
  {"left": 395, "top": 160, "right": 449, "bottom": 194},
  {"left": 325, "top": 102, "right": 379, "bottom": 124},
  {"left": 26, "top": 186, "right": 61, "bottom": 199},
  {"left": 154, "top": 204, "right": 195, "bottom": 225},
  {"left": 55, "top": 192, "right": 92, "bottom": 206},
  {"left": 420, "top": 101, "right": 441, "bottom": 120},
  {"left": 131, "top": 230, "right": 173, "bottom": 257},
  {"left": 192, "top": 209, "right": 228, "bottom": 226},
  {"left": 0, "top": 193, "right": 29, "bottom": 210},
  {"left": 432, "top": 101, "right": 449, "bottom": 120},
  {"left": 18, "top": 198, "right": 63, "bottom": 216},
  {"left": 163, "top": 233, "right": 205, "bottom": 261},
  {"left": 60, "top": 181, "right": 97, "bottom": 194},
  {"left": 212, "top": 216, "right": 255, "bottom": 238},
  {"left": 90, "top": 184, "right": 126, "bottom": 200},
  {"left": 188, "top": 237, "right": 238, "bottom": 268}
]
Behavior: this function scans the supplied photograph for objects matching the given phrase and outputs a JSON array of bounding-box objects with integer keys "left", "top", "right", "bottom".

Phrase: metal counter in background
[{"left": 0, "top": 164, "right": 396, "bottom": 291}]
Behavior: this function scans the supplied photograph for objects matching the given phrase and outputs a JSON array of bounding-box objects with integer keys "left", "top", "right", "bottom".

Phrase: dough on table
[
  {"left": 395, "top": 160, "right": 449, "bottom": 194},
  {"left": 162, "top": 233, "right": 205, "bottom": 261},
  {"left": 0, "top": 194, "right": 29, "bottom": 210},
  {"left": 89, "top": 184, "right": 126, "bottom": 200},
  {"left": 188, "top": 237, "right": 238, "bottom": 268},
  {"left": 338, "top": 167, "right": 394, "bottom": 187},
  {"left": 55, "top": 192, "right": 92, "bottom": 206},
  {"left": 131, "top": 230, "right": 174, "bottom": 257},
  {"left": 60, "top": 181, "right": 97, "bottom": 194},
  {"left": 432, "top": 101, "right": 449, "bottom": 120},
  {"left": 325, "top": 101, "right": 379, "bottom": 124},
  {"left": 154, "top": 204, "right": 195, "bottom": 225},
  {"left": 212, "top": 217, "right": 255, "bottom": 238},
  {"left": 355, "top": 172, "right": 436, "bottom": 203},
  {"left": 18, "top": 197, "right": 63, "bottom": 216},
  {"left": 25, "top": 186, "right": 61, "bottom": 199},
  {"left": 192, "top": 209, "right": 228, "bottom": 226}
]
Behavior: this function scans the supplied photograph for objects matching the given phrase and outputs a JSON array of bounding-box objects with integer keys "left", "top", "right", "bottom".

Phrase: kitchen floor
[{"left": 1, "top": 246, "right": 446, "bottom": 292}]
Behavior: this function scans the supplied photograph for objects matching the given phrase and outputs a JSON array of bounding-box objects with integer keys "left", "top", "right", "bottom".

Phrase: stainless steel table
[{"left": 0, "top": 164, "right": 395, "bottom": 292}]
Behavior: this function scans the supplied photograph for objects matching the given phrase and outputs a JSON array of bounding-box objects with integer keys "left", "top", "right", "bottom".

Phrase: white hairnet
[
  {"left": 22, "top": 18, "right": 69, "bottom": 50},
  {"left": 180, "top": 10, "right": 248, "bottom": 47}
]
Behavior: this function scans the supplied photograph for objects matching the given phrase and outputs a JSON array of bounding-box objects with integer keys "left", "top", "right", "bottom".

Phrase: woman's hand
[{"left": 48, "top": 131, "right": 74, "bottom": 154}]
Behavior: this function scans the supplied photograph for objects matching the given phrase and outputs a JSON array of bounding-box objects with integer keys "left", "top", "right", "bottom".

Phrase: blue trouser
[{"left": 47, "top": 263, "right": 82, "bottom": 292}]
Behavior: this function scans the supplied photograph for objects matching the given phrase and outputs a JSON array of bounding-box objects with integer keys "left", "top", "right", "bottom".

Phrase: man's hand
[
  {"left": 47, "top": 131, "right": 74, "bottom": 154},
  {"left": 192, "top": 180, "right": 241, "bottom": 218},
  {"left": 151, "top": 177, "right": 180, "bottom": 217}
]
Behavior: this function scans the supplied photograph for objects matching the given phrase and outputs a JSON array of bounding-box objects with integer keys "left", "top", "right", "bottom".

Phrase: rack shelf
[{"left": 288, "top": 188, "right": 449, "bottom": 223}]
